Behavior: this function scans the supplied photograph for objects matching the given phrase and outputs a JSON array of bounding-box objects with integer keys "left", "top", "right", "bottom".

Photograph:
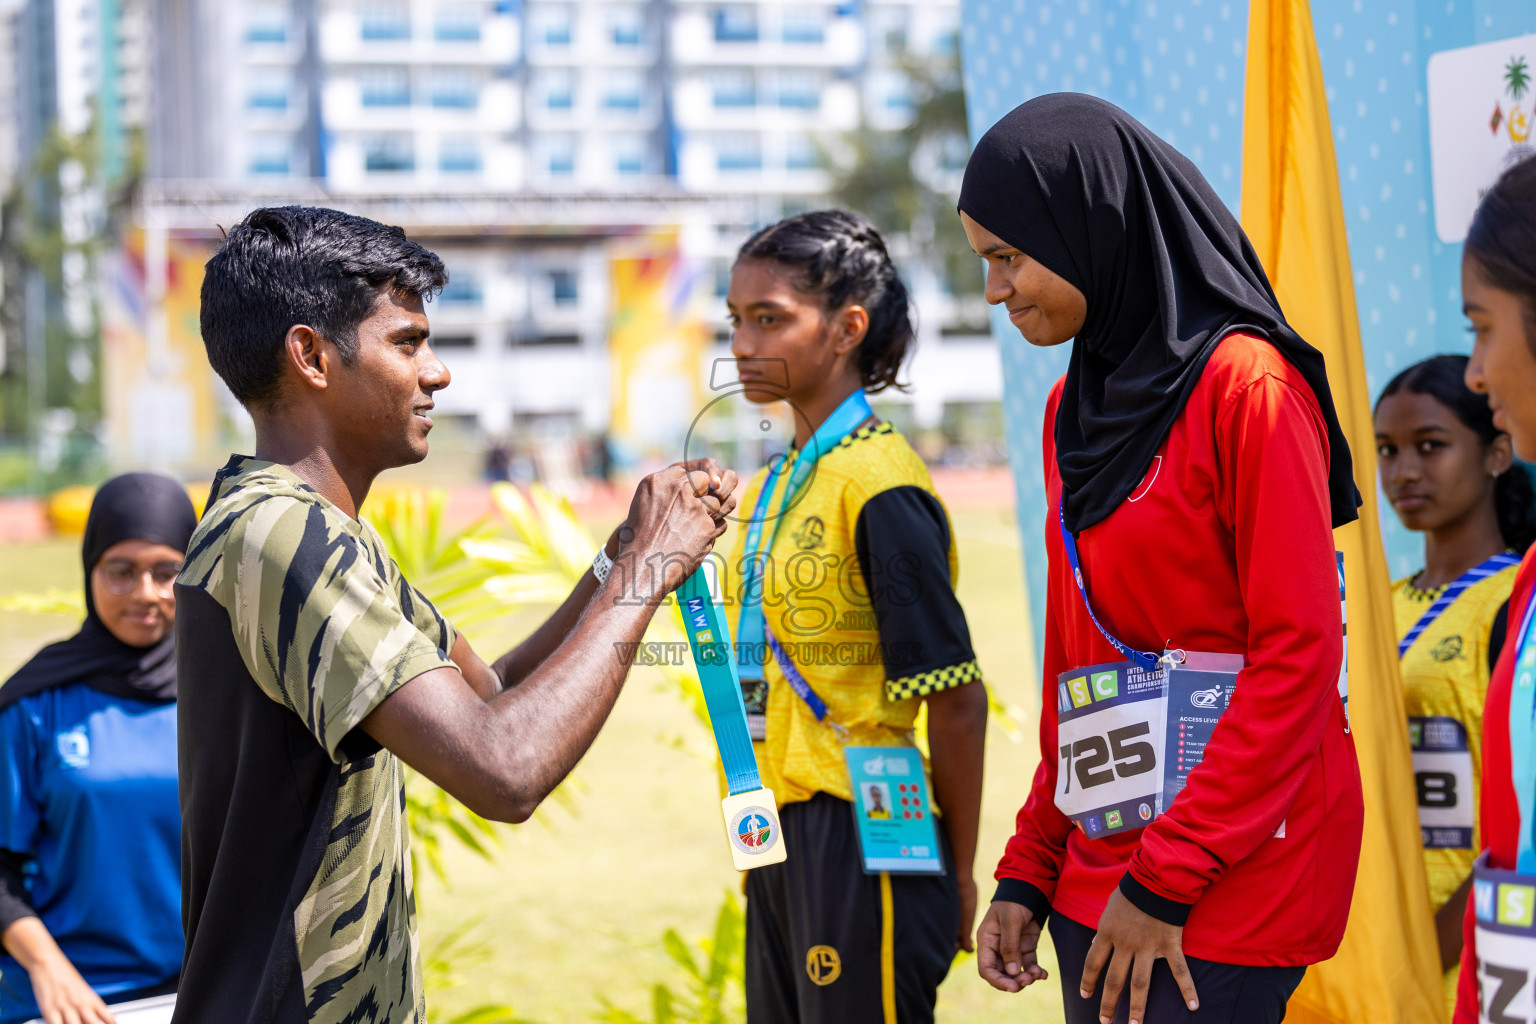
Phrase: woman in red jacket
[
  {"left": 1454, "top": 155, "right": 1536, "bottom": 1023},
  {"left": 957, "top": 94, "right": 1364, "bottom": 1024}
]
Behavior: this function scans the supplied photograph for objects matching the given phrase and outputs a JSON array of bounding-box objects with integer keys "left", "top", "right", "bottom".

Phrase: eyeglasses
[{"left": 94, "top": 560, "right": 183, "bottom": 597}]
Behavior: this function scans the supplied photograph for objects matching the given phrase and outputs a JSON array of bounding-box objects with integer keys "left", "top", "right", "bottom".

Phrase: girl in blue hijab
[{"left": 0, "top": 474, "right": 196, "bottom": 1024}]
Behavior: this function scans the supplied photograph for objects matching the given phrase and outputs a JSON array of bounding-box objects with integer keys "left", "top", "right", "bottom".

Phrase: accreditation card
[
  {"left": 1410, "top": 715, "right": 1475, "bottom": 849},
  {"left": 1054, "top": 652, "right": 1242, "bottom": 839},
  {"left": 1472, "top": 852, "right": 1536, "bottom": 1022},
  {"left": 1054, "top": 660, "right": 1166, "bottom": 839},
  {"left": 845, "top": 746, "right": 944, "bottom": 874}
]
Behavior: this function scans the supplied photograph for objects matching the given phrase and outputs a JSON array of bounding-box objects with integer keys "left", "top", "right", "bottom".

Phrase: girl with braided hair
[
  {"left": 1374, "top": 353, "right": 1536, "bottom": 1013},
  {"left": 721, "top": 209, "right": 988, "bottom": 1023}
]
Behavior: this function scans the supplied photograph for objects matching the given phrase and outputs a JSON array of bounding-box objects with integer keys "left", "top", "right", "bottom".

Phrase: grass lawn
[{"left": 0, "top": 509, "right": 1065, "bottom": 1023}]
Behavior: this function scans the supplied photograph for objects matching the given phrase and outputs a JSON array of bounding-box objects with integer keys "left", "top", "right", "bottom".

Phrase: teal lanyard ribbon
[
  {"left": 735, "top": 390, "right": 875, "bottom": 681},
  {"left": 676, "top": 388, "right": 872, "bottom": 796},
  {"left": 1509, "top": 583, "right": 1536, "bottom": 872},
  {"left": 678, "top": 571, "right": 763, "bottom": 796}
]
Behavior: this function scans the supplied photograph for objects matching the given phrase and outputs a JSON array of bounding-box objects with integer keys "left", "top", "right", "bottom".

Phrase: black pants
[
  {"left": 744, "top": 793, "right": 958, "bottom": 1024},
  {"left": 1050, "top": 913, "right": 1305, "bottom": 1024}
]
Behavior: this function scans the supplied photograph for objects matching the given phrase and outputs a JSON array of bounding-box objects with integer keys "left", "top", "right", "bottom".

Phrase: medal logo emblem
[{"left": 730, "top": 806, "right": 777, "bottom": 853}]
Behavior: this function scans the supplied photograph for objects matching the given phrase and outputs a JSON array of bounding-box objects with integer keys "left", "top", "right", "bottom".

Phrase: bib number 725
[{"left": 1059, "top": 722, "right": 1158, "bottom": 794}]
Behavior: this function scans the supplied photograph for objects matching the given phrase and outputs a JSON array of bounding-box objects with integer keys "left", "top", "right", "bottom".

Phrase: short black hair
[
  {"left": 199, "top": 206, "right": 448, "bottom": 407},
  {"left": 736, "top": 209, "right": 914, "bottom": 393}
]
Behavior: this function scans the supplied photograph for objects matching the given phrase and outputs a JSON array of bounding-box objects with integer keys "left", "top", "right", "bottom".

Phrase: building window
[
  {"left": 244, "top": 8, "right": 288, "bottom": 43},
  {"left": 248, "top": 135, "right": 291, "bottom": 175},
  {"left": 715, "top": 134, "right": 762, "bottom": 172},
  {"left": 713, "top": 7, "right": 757, "bottom": 43},
  {"left": 602, "top": 72, "right": 644, "bottom": 111},
  {"left": 938, "top": 133, "right": 968, "bottom": 172},
  {"left": 439, "top": 273, "right": 483, "bottom": 305},
  {"left": 438, "top": 137, "right": 481, "bottom": 172},
  {"left": 934, "top": 27, "right": 959, "bottom": 55},
  {"left": 872, "top": 10, "right": 907, "bottom": 54},
  {"left": 429, "top": 69, "right": 479, "bottom": 108},
  {"left": 711, "top": 71, "right": 755, "bottom": 108},
  {"left": 609, "top": 7, "right": 643, "bottom": 46},
  {"left": 543, "top": 136, "right": 577, "bottom": 175},
  {"left": 359, "top": 67, "right": 411, "bottom": 106},
  {"left": 364, "top": 135, "right": 415, "bottom": 172},
  {"left": 246, "top": 69, "right": 289, "bottom": 110},
  {"left": 540, "top": 72, "right": 575, "bottom": 110},
  {"left": 549, "top": 270, "right": 579, "bottom": 306},
  {"left": 537, "top": 6, "right": 573, "bottom": 45},
  {"left": 432, "top": 335, "right": 476, "bottom": 347},
  {"left": 435, "top": 4, "right": 482, "bottom": 41},
  {"left": 785, "top": 133, "right": 820, "bottom": 170},
  {"left": 613, "top": 137, "right": 646, "bottom": 175},
  {"left": 780, "top": 8, "right": 824, "bottom": 44},
  {"left": 360, "top": 4, "right": 411, "bottom": 41},
  {"left": 774, "top": 72, "right": 819, "bottom": 109}
]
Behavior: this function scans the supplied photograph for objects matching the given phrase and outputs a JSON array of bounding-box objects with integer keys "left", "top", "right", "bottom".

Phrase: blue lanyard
[
  {"left": 1398, "top": 552, "right": 1521, "bottom": 658},
  {"left": 736, "top": 390, "right": 875, "bottom": 681},
  {"left": 678, "top": 571, "right": 763, "bottom": 796},
  {"left": 1057, "top": 503, "right": 1161, "bottom": 673},
  {"left": 766, "top": 631, "right": 830, "bottom": 722},
  {"left": 1509, "top": 581, "right": 1536, "bottom": 873}
]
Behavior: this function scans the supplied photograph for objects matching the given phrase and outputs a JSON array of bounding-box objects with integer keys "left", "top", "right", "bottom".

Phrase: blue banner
[{"left": 960, "top": 0, "right": 1536, "bottom": 661}]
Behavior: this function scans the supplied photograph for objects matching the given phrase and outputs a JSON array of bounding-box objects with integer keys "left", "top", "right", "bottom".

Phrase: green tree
[
  {"left": 829, "top": 51, "right": 980, "bottom": 299},
  {"left": 1506, "top": 55, "right": 1531, "bottom": 102}
]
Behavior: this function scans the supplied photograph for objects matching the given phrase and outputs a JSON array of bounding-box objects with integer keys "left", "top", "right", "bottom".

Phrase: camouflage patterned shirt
[{"left": 173, "top": 456, "right": 457, "bottom": 1024}]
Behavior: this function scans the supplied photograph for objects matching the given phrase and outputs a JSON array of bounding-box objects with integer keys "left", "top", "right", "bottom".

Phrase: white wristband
[{"left": 592, "top": 546, "right": 614, "bottom": 584}]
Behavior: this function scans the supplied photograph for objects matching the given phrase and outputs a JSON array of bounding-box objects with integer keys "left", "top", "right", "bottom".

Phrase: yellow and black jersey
[
  {"left": 1393, "top": 565, "right": 1515, "bottom": 899},
  {"left": 725, "top": 420, "right": 982, "bottom": 807}
]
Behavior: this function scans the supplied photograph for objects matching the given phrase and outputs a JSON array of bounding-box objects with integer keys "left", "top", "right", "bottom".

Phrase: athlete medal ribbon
[
  {"left": 675, "top": 389, "right": 874, "bottom": 871},
  {"left": 677, "top": 568, "right": 786, "bottom": 871}
]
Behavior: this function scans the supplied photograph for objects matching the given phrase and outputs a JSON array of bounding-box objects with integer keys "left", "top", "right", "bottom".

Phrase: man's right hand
[
  {"left": 618, "top": 459, "right": 738, "bottom": 602},
  {"left": 977, "top": 900, "right": 1049, "bottom": 993}
]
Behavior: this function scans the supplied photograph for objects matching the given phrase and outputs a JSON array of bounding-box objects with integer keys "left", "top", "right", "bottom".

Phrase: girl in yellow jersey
[
  {"left": 722, "top": 210, "right": 988, "bottom": 1024},
  {"left": 1374, "top": 353, "right": 1536, "bottom": 1012}
]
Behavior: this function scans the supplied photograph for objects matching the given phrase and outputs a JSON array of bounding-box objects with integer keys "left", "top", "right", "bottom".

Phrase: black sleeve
[
  {"left": 853, "top": 486, "right": 981, "bottom": 701},
  {"left": 1490, "top": 598, "right": 1512, "bottom": 676},
  {"left": 0, "top": 848, "right": 36, "bottom": 932},
  {"left": 993, "top": 878, "right": 1052, "bottom": 924}
]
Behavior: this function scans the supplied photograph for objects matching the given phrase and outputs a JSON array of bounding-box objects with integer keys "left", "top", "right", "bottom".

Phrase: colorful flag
[{"left": 1240, "top": 0, "right": 1446, "bottom": 1021}]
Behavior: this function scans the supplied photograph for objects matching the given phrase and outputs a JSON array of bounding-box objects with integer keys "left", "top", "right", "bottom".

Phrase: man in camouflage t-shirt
[{"left": 174, "top": 207, "right": 733, "bottom": 1023}]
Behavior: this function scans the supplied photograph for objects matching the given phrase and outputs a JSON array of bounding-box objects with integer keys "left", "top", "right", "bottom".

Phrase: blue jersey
[{"left": 0, "top": 683, "right": 181, "bottom": 1024}]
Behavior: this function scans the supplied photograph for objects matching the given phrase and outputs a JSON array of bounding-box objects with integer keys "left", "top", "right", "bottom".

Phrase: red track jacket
[
  {"left": 1455, "top": 549, "right": 1536, "bottom": 1021},
  {"left": 994, "top": 333, "right": 1364, "bottom": 966}
]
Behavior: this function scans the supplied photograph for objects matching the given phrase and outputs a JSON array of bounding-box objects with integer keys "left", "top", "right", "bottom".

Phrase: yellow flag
[{"left": 1240, "top": 1, "right": 1445, "bottom": 1021}]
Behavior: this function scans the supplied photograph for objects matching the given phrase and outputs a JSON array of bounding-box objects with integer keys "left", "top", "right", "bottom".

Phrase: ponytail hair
[
  {"left": 1465, "top": 154, "right": 1536, "bottom": 349},
  {"left": 1377, "top": 353, "right": 1536, "bottom": 553},
  {"left": 736, "top": 209, "right": 914, "bottom": 393}
]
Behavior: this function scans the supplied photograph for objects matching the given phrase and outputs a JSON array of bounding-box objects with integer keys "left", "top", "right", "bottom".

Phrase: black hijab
[
  {"left": 0, "top": 473, "right": 198, "bottom": 711},
  {"left": 959, "top": 93, "right": 1360, "bottom": 533}
]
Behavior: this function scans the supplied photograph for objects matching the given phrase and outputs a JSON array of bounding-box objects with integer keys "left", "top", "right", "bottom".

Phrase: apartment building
[{"left": 139, "top": 0, "right": 998, "bottom": 456}]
